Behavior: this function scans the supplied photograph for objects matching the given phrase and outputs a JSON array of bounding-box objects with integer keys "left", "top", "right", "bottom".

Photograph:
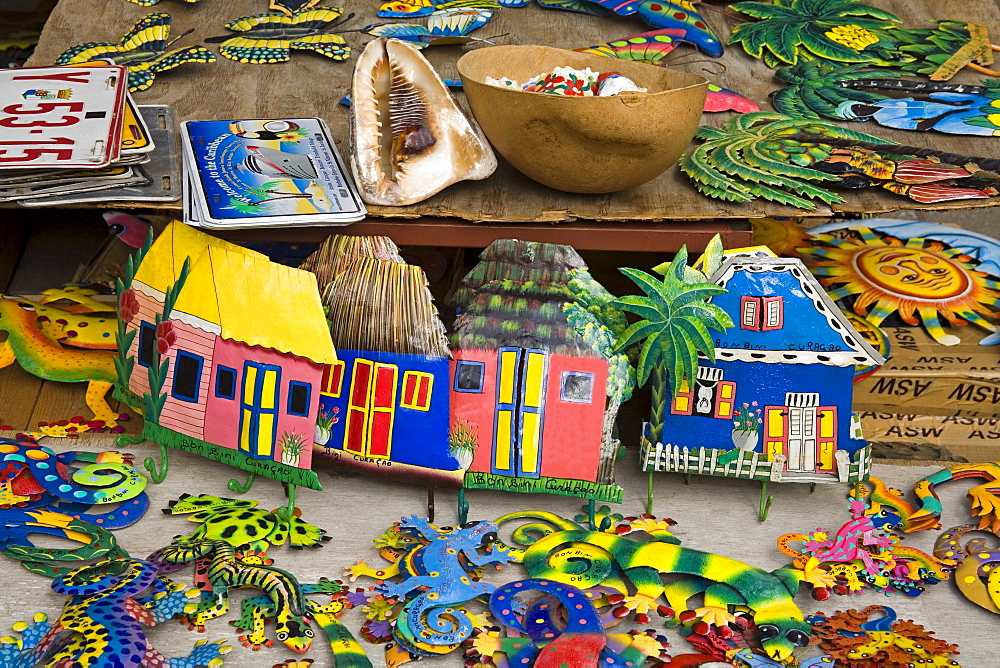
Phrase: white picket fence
[
  {"left": 641, "top": 439, "right": 781, "bottom": 481},
  {"left": 641, "top": 439, "right": 872, "bottom": 484}
]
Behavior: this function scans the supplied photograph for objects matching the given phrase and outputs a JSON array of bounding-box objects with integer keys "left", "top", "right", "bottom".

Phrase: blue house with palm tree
[{"left": 642, "top": 248, "right": 884, "bottom": 484}]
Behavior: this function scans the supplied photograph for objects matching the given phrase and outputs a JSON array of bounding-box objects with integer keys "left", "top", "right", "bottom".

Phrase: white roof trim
[
  {"left": 171, "top": 310, "right": 222, "bottom": 336},
  {"left": 132, "top": 280, "right": 164, "bottom": 302},
  {"left": 131, "top": 280, "right": 221, "bottom": 336},
  {"left": 710, "top": 257, "right": 885, "bottom": 367}
]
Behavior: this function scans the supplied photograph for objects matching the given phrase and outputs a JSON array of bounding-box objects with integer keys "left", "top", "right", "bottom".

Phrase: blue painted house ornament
[
  {"left": 643, "top": 248, "right": 885, "bottom": 485},
  {"left": 305, "top": 234, "right": 463, "bottom": 488}
]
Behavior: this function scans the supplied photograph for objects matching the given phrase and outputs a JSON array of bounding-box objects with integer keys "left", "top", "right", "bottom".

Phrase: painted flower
[
  {"left": 155, "top": 320, "right": 176, "bottom": 355},
  {"left": 119, "top": 288, "right": 139, "bottom": 324}
]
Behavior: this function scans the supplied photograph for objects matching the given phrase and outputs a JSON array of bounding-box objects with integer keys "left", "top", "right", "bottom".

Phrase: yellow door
[
  {"left": 239, "top": 362, "right": 280, "bottom": 459},
  {"left": 764, "top": 406, "right": 786, "bottom": 461}
]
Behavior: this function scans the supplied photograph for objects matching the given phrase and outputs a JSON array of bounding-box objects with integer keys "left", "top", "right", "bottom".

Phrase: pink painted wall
[
  {"left": 451, "top": 349, "right": 608, "bottom": 482},
  {"left": 539, "top": 354, "right": 607, "bottom": 482},
  {"left": 450, "top": 348, "right": 498, "bottom": 475},
  {"left": 158, "top": 320, "right": 216, "bottom": 441},
  {"left": 125, "top": 289, "right": 163, "bottom": 400},
  {"left": 203, "top": 338, "right": 322, "bottom": 471}
]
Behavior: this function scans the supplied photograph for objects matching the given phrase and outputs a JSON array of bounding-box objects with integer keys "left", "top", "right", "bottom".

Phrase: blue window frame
[
  {"left": 560, "top": 371, "right": 594, "bottom": 404},
  {"left": 287, "top": 381, "right": 311, "bottom": 417},
  {"left": 137, "top": 322, "right": 155, "bottom": 368},
  {"left": 215, "top": 365, "right": 237, "bottom": 399},
  {"left": 454, "top": 360, "right": 485, "bottom": 393},
  {"left": 171, "top": 351, "right": 204, "bottom": 403}
]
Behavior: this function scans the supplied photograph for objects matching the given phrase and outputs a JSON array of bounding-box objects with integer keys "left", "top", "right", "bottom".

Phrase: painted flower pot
[
  {"left": 314, "top": 424, "right": 332, "bottom": 447},
  {"left": 281, "top": 452, "right": 301, "bottom": 467},
  {"left": 452, "top": 449, "right": 474, "bottom": 470},
  {"left": 731, "top": 430, "right": 760, "bottom": 451}
]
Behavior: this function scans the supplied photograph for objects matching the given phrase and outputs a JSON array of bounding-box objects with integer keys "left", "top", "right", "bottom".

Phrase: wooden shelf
[{"left": 216, "top": 218, "right": 752, "bottom": 252}]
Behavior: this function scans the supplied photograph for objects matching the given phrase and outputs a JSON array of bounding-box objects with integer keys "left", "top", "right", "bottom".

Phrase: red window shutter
[
  {"left": 762, "top": 296, "right": 784, "bottom": 331},
  {"left": 713, "top": 381, "right": 737, "bottom": 419},
  {"left": 369, "top": 412, "right": 393, "bottom": 457},
  {"left": 374, "top": 366, "right": 395, "bottom": 408},
  {"left": 670, "top": 378, "right": 695, "bottom": 415},
  {"left": 345, "top": 408, "right": 366, "bottom": 453},
  {"left": 351, "top": 362, "right": 371, "bottom": 407},
  {"left": 403, "top": 373, "right": 418, "bottom": 406},
  {"left": 740, "top": 296, "right": 763, "bottom": 331},
  {"left": 417, "top": 375, "right": 430, "bottom": 408}
]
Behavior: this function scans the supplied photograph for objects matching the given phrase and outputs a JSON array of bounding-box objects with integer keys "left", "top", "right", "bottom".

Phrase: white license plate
[{"left": 0, "top": 65, "right": 128, "bottom": 169}]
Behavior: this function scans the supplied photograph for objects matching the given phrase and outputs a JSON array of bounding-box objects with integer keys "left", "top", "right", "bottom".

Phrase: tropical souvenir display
[
  {"left": 626, "top": 244, "right": 883, "bottom": 519},
  {"left": 450, "top": 239, "right": 633, "bottom": 504},
  {"left": 115, "top": 221, "right": 334, "bottom": 495}
]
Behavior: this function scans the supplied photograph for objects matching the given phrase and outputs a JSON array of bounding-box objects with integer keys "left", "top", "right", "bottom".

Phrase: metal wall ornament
[
  {"left": 450, "top": 239, "right": 633, "bottom": 505},
  {"left": 731, "top": 0, "right": 1000, "bottom": 81},
  {"left": 304, "top": 235, "right": 464, "bottom": 489},
  {"left": 493, "top": 509, "right": 813, "bottom": 664},
  {"left": 56, "top": 13, "right": 215, "bottom": 92},
  {"left": 934, "top": 523, "right": 1000, "bottom": 614},
  {"left": 573, "top": 30, "right": 760, "bottom": 112},
  {"left": 803, "top": 227, "right": 1000, "bottom": 346},
  {"left": 204, "top": 6, "right": 352, "bottom": 63},
  {"left": 364, "top": 7, "right": 495, "bottom": 49},
  {"left": 632, "top": 246, "right": 883, "bottom": 519},
  {"left": 773, "top": 61, "right": 1000, "bottom": 136},
  {"left": 115, "top": 221, "right": 334, "bottom": 497},
  {"left": 729, "top": 0, "right": 901, "bottom": 67},
  {"left": 584, "top": 0, "right": 725, "bottom": 57},
  {"left": 681, "top": 112, "right": 1000, "bottom": 209},
  {"left": 808, "top": 606, "right": 960, "bottom": 667},
  {"left": 0, "top": 559, "right": 233, "bottom": 668}
]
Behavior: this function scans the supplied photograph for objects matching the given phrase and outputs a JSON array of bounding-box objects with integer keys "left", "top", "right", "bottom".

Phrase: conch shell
[{"left": 350, "top": 38, "right": 497, "bottom": 206}]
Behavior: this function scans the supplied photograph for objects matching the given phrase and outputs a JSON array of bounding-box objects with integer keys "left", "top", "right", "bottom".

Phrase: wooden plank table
[{"left": 24, "top": 0, "right": 1000, "bottom": 230}]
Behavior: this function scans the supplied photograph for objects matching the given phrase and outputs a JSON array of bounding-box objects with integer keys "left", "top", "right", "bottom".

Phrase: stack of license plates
[
  {"left": 181, "top": 117, "right": 365, "bottom": 229},
  {"left": 0, "top": 64, "right": 178, "bottom": 205}
]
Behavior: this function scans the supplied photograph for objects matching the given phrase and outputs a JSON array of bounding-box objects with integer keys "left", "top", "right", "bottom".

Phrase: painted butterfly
[
  {"left": 575, "top": 29, "right": 685, "bottom": 64},
  {"left": 270, "top": 0, "right": 321, "bottom": 16},
  {"left": 583, "top": 0, "right": 723, "bottom": 57},
  {"left": 56, "top": 13, "right": 215, "bottom": 92},
  {"left": 122, "top": 0, "right": 200, "bottom": 6},
  {"left": 376, "top": 0, "right": 500, "bottom": 19},
  {"left": 365, "top": 7, "right": 494, "bottom": 49},
  {"left": 495, "top": 0, "right": 610, "bottom": 14},
  {"left": 204, "top": 6, "right": 352, "bottom": 63},
  {"left": 575, "top": 30, "right": 758, "bottom": 112}
]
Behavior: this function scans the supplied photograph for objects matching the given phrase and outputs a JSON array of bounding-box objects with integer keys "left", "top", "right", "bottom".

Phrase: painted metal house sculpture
[
  {"left": 643, "top": 249, "right": 884, "bottom": 484},
  {"left": 450, "top": 240, "right": 632, "bottom": 503},
  {"left": 306, "top": 234, "right": 463, "bottom": 487},
  {"left": 116, "top": 221, "right": 335, "bottom": 490}
]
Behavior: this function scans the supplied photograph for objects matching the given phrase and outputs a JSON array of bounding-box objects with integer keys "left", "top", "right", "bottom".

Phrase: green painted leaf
[
  {"left": 619, "top": 268, "right": 671, "bottom": 311},
  {"left": 615, "top": 319, "right": 666, "bottom": 351}
]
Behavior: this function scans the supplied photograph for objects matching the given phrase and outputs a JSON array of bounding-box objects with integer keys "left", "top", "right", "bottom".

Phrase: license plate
[{"left": 0, "top": 65, "right": 128, "bottom": 169}]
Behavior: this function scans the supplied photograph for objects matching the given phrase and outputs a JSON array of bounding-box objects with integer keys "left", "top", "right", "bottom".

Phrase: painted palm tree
[
  {"left": 680, "top": 112, "right": 890, "bottom": 210},
  {"left": 771, "top": 61, "right": 906, "bottom": 119},
  {"left": 614, "top": 245, "right": 732, "bottom": 446},
  {"left": 730, "top": 0, "right": 901, "bottom": 67}
]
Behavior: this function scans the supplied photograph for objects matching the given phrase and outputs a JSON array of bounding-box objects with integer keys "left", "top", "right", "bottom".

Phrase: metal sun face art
[{"left": 804, "top": 227, "right": 1000, "bottom": 346}]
